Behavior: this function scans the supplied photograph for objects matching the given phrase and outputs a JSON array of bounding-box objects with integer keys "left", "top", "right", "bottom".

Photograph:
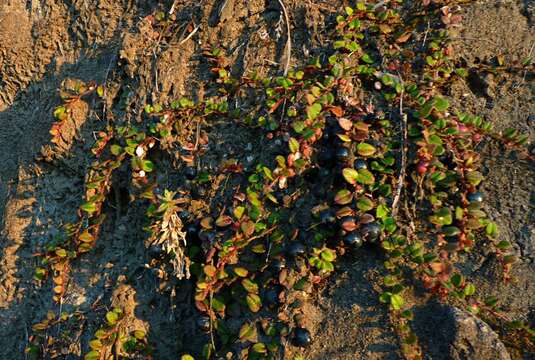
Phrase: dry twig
[
  {"left": 277, "top": 0, "right": 292, "bottom": 76},
  {"left": 392, "top": 74, "right": 407, "bottom": 218}
]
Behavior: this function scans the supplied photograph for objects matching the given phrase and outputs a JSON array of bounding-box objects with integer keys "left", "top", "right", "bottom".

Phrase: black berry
[
  {"left": 361, "top": 222, "right": 381, "bottom": 242},
  {"left": 196, "top": 316, "right": 211, "bottom": 332},
  {"left": 287, "top": 242, "right": 306, "bottom": 257},
  {"left": 335, "top": 147, "right": 350, "bottom": 162},
  {"left": 319, "top": 209, "right": 336, "bottom": 224},
  {"left": 354, "top": 159, "right": 367, "bottom": 170},
  {"left": 292, "top": 327, "right": 312, "bottom": 347},
  {"left": 343, "top": 232, "right": 363, "bottom": 248},
  {"left": 270, "top": 258, "right": 286, "bottom": 273},
  {"left": 184, "top": 166, "right": 197, "bottom": 180},
  {"left": 467, "top": 191, "right": 484, "bottom": 203}
]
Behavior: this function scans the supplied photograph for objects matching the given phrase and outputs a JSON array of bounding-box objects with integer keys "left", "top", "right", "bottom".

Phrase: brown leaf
[
  {"left": 396, "top": 32, "right": 412, "bottom": 44},
  {"left": 337, "top": 117, "right": 353, "bottom": 131},
  {"left": 216, "top": 215, "right": 233, "bottom": 227},
  {"left": 200, "top": 217, "right": 213, "bottom": 229},
  {"left": 429, "top": 262, "right": 443, "bottom": 273},
  {"left": 269, "top": 98, "right": 285, "bottom": 113}
]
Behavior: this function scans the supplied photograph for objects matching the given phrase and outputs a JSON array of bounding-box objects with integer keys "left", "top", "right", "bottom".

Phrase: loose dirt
[{"left": 0, "top": 0, "right": 534, "bottom": 359}]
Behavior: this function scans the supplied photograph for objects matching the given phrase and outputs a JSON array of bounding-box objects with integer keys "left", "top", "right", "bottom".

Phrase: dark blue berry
[
  {"left": 343, "top": 232, "right": 363, "bottom": 248},
  {"left": 335, "top": 147, "right": 350, "bottom": 161},
  {"left": 319, "top": 209, "right": 336, "bottom": 224},
  {"left": 467, "top": 191, "right": 484, "bottom": 203},
  {"left": 196, "top": 316, "right": 211, "bottom": 332},
  {"left": 292, "top": 327, "right": 312, "bottom": 347},
  {"left": 270, "top": 258, "right": 286, "bottom": 272},
  {"left": 354, "top": 159, "right": 367, "bottom": 170},
  {"left": 287, "top": 242, "right": 306, "bottom": 257},
  {"left": 361, "top": 222, "right": 381, "bottom": 242},
  {"left": 184, "top": 166, "right": 197, "bottom": 180}
]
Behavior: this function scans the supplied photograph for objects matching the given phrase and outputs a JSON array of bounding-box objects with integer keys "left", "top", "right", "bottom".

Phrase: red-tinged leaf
[
  {"left": 356, "top": 143, "right": 376, "bottom": 157},
  {"left": 79, "top": 231, "right": 94, "bottom": 243},
  {"left": 396, "top": 32, "right": 411, "bottom": 43},
  {"left": 336, "top": 206, "right": 354, "bottom": 218},
  {"left": 181, "top": 154, "right": 195, "bottom": 164},
  {"left": 200, "top": 217, "right": 213, "bottom": 229},
  {"left": 246, "top": 293, "right": 262, "bottom": 313},
  {"left": 216, "top": 215, "right": 233, "bottom": 227},
  {"left": 241, "top": 221, "right": 255, "bottom": 237},
  {"left": 195, "top": 300, "right": 208, "bottom": 311},
  {"left": 234, "top": 193, "right": 246, "bottom": 202},
  {"left": 338, "top": 117, "right": 352, "bottom": 131},
  {"left": 268, "top": 97, "right": 285, "bottom": 113},
  {"left": 182, "top": 143, "right": 196, "bottom": 151},
  {"left": 204, "top": 265, "right": 217, "bottom": 277},
  {"left": 342, "top": 168, "right": 359, "bottom": 185},
  {"left": 239, "top": 322, "right": 257, "bottom": 341},
  {"left": 330, "top": 106, "right": 344, "bottom": 117},
  {"left": 335, "top": 189, "right": 353, "bottom": 205}
]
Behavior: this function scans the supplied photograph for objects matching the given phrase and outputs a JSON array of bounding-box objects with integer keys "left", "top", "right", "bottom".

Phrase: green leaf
[
  {"left": 89, "top": 339, "right": 102, "bottom": 350},
  {"left": 289, "top": 137, "right": 299, "bottom": 153},
  {"left": 53, "top": 106, "right": 66, "bottom": 119},
  {"left": 356, "top": 197, "right": 374, "bottom": 211},
  {"left": 496, "top": 240, "right": 511, "bottom": 250},
  {"left": 234, "top": 267, "right": 248, "bottom": 277},
  {"left": 110, "top": 144, "right": 123, "bottom": 156},
  {"left": 357, "top": 169, "right": 375, "bottom": 185},
  {"left": 345, "top": 6, "right": 354, "bottom": 16},
  {"left": 252, "top": 343, "right": 267, "bottom": 354},
  {"left": 376, "top": 204, "right": 389, "bottom": 219},
  {"left": 434, "top": 97, "right": 449, "bottom": 112},
  {"left": 320, "top": 248, "right": 336, "bottom": 262},
  {"left": 357, "top": 143, "right": 376, "bottom": 157},
  {"left": 466, "top": 171, "right": 483, "bottom": 186},
  {"left": 390, "top": 294, "right": 404, "bottom": 310},
  {"left": 106, "top": 311, "right": 119, "bottom": 325},
  {"left": 292, "top": 121, "right": 306, "bottom": 133},
  {"left": 430, "top": 207, "right": 452, "bottom": 226},
  {"left": 464, "top": 283, "right": 476, "bottom": 296},
  {"left": 361, "top": 53, "right": 374, "bottom": 64},
  {"left": 334, "top": 40, "right": 346, "bottom": 49},
  {"left": 485, "top": 296, "right": 499, "bottom": 307},
  {"left": 486, "top": 222, "right": 498, "bottom": 238},
  {"left": 80, "top": 202, "right": 97, "bottom": 213},
  {"left": 239, "top": 322, "right": 257, "bottom": 341},
  {"left": 234, "top": 206, "right": 245, "bottom": 220},
  {"left": 242, "top": 279, "right": 259, "bottom": 294},
  {"left": 383, "top": 275, "right": 397, "bottom": 287},
  {"left": 96, "top": 85, "right": 105, "bottom": 97},
  {"left": 335, "top": 189, "right": 353, "bottom": 205},
  {"left": 343, "top": 168, "right": 359, "bottom": 185},
  {"left": 211, "top": 297, "right": 226, "bottom": 312},
  {"left": 181, "top": 355, "right": 195, "bottom": 360},
  {"left": 94, "top": 329, "right": 108, "bottom": 339},
  {"left": 307, "top": 103, "right": 322, "bottom": 120},
  {"left": 84, "top": 351, "right": 100, "bottom": 360},
  {"left": 141, "top": 159, "right": 154, "bottom": 172},
  {"left": 443, "top": 226, "right": 461, "bottom": 237},
  {"left": 451, "top": 274, "right": 463, "bottom": 287},
  {"left": 246, "top": 293, "right": 262, "bottom": 313}
]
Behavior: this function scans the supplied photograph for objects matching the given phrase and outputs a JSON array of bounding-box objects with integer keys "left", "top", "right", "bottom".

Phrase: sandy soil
[{"left": 0, "top": 0, "right": 534, "bottom": 359}]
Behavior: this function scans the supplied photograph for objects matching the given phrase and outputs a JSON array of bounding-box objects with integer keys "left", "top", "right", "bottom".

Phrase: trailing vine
[{"left": 29, "top": 1, "right": 535, "bottom": 359}]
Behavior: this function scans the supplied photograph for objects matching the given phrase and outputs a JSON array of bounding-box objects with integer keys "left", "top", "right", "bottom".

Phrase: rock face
[
  {"left": 449, "top": 307, "right": 510, "bottom": 360},
  {"left": 414, "top": 303, "right": 511, "bottom": 360}
]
